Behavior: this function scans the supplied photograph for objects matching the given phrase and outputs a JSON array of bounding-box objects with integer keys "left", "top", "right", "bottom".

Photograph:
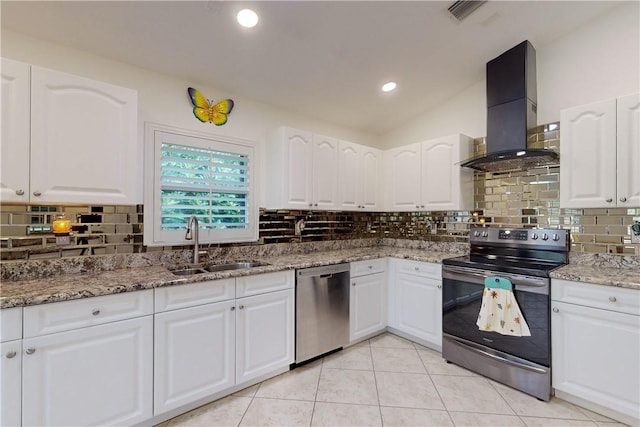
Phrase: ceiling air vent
[{"left": 448, "top": 0, "right": 487, "bottom": 21}]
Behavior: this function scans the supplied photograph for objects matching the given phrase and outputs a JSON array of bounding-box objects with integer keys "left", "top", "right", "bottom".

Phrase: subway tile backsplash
[{"left": 1, "top": 122, "right": 638, "bottom": 260}]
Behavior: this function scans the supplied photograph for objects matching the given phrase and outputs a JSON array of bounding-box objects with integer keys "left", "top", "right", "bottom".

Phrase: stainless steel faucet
[{"left": 185, "top": 215, "right": 201, "bottom": 265}]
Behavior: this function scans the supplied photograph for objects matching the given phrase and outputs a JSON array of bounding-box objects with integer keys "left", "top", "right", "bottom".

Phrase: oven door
[{"left": 442, "top": 265, "right": 550, "bottom": 367}]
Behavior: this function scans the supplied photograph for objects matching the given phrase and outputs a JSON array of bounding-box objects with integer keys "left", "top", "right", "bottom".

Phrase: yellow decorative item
[
  {"left": 476, "top": 276, "right": 531, "bottom": 337},
  {"left": 187, "top": 87, "right": 234, "bottom": 125},
  {"left": 52, "top": 215, "right": 72, "bottom": 234}
]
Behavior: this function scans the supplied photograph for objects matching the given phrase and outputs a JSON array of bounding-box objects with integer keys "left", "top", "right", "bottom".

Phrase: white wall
[
  {"left": 381, "top": 2, "right": 640, "bottom": 149},
  {"left": 1, "top": 30, "right": 381, "bottom": 206}
]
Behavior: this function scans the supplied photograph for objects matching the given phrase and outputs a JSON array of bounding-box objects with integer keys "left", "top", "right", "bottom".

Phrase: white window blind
[
  {"left": 160, "top": 143, "right": 250, "bottom": 231},
  {"left": 144, "top": 125, "right": 258, "bottom": 246}
]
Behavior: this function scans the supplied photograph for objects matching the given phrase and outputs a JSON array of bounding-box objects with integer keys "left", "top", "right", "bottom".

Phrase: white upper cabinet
[
  {"left": 1, "top": 58, "right": 31, "bottom": 203},
  {"left": 30, "top": 66, "right": 138, "bottom": 204},
  {"left": 560, "top": 93, "right": 640, "bottom": 208},
  {"left": 384, "top": 142, "right": 422, "bottom": 211},
  {"left": 312, "top": 134, "right": 339, "bottom": 209},
  {"left": 421, "top": 134, "right": 473, "bottom": 211},
  {"left": 338, "top": 141, "right": 382, "bottom": 211},
  {"left": 616, "top": 93, "right": 640, "bottom": 207},
  {"left": 266, "top": 127, "right": 339, "bottom": 210},
  {"left": 1, "top": 60, "right": 138, "bottom": 205},
  {"left": 385, "top": 134, "right": 473, "bottom": 211}
]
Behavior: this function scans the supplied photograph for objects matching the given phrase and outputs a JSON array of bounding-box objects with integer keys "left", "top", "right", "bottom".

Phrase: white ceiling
[{"left": 1, "top": 1, "right": 622, "bottom": 135}]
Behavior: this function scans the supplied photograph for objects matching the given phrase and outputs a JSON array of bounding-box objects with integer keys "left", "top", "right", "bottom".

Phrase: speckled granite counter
[
  {"left": 550, "top": 265, "right": 640, "bottom": 290},
  {"left": 0, "top": 247, "right": 459, "bottom": 309}
]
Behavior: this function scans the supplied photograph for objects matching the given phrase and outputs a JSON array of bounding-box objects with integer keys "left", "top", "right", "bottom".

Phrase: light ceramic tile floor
[{"left": 156, "top": 333, "right": 626, "bottom": 427}]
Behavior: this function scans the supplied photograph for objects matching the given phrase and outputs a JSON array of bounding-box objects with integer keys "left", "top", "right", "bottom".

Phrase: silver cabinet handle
[
  {"left": 6, "top": 351, "right": 16, "bottom": 359},
  {"left": 230, "top": 306, "right": 235, "bottom": 311},
  {"left": 352, "top": 282, "right": 356, "bottom": 286},
  {"left": 605, "top": 198, "right": 613, "bottom": 203},
  {"left": 15, "top": 189, "right": 24, "bottom": 196},
  {"left": 239, "top": 305, "right": 245, "bottom": 310},
  {"left": 552, "top": 307, "right": 559, "bottom": 313},
  {"left": 609, "top": 296, "right": 617, "bottom": 302},
  {"left": 620, "top": 197, "right": 627, "bottom": 202},
  {"left": 416, "top": 205, "right": 420, "bottom": 209},
  {"left": 368, "top": 265, "right": 373, "bottom": 269},
  {"left": 314, "top": 203, "right": 318, "bottom": 207},
  {"left": 309, "top": 203, "right": 313, "bottom": 207},
  {"left": 25, "top": 348, "right": 36, "bottom": 355},
  {"left": 437, "top": 284, "right": 442, "bottom": 289},
  {"left": 414, "top": 267, "right": 419, "bottom": 271},
  {"left": 33, "top": 191, "right": 42, "bottom": 197},
  {"left": 92, "top": 309, "right": 100, "bottom": 316}
]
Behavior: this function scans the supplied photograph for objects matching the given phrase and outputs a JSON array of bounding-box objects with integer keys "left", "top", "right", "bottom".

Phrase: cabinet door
[
  {"left": 360, "top": 146, "right": 382, "bottom": 211},
  {"left": 1, "top": 58, "right": 30, "bottom": 203},
  {"left": 30, "top": 66, "right": 138, "bottom": 205},
  {"left": 338, "top": 140, "right": 361, "bottom": 210},
  {"left": 154, "top": 300, "right": 235, "bottom": 415},
  {"left": 236, "top": 288, "right": 294, "bottom": 384},
  {"left": 384, "top": 143, "right": 421, "bottom": 211},
  {"left": 350, "top": 273, "right": 386, "bottom": 342},
  {"left": 312, "top": 134, "right": 338, "bottom": 209},
  {"left": 394, "top": 272, "right": 442, "bottom": 348},
  {"left": 421, "top": 135, "right": 472, "bottom": 211},
  {"left": 1, "top": 340, "right": 22, "bottom": 427},
  {"left": 282, "top": 128, "right": 313, "bottom": 209},
  {"left": 552, "top": 301, "right": 639, "bottom": 423},
  {"left": 616, "top": 93, "right": 640, "bottom": 207},
  {"left": 560, "top": 99, "right": 617, "bottom": 208},
  {"left": 22, "top": 316, "right": 153, "bottom": 426}
]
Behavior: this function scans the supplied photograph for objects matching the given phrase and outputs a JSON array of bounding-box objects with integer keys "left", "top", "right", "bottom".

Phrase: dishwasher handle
[{"left": 296, "top": 263, "right": 350, "bottom": 278}]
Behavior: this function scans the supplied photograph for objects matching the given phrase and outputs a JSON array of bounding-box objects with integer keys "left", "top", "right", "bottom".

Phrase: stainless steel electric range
[{"left": 442, "top": 226, "right": 570, "bottom": 401}]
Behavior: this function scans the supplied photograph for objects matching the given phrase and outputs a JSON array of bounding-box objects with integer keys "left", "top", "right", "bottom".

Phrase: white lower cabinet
[
  {"left": 153, "top": 271, "right": 294, "bottom": 418},
  {"left": 154, "top": 299, "right": 236, "bottom": 414},
  {"left": 22, "top": 316, "right": 153, "bottom": 426},
  {"left": 388, "top": 259, "right": 442, "bottom": 349},
  {"left": 1, "top": 307, "right": 23, "bottom": 427},
  {"left": 236, "top": 289, "right": 294, "bottom": 384},
  {"left": 350, "top": 259, "right": 387, "bottom": 343},
  {"left": 552, "top": 279, "right": 640, "bottom": 425},
  {"left": 1, "top": 339, "right": 22, "bottom": 427}
]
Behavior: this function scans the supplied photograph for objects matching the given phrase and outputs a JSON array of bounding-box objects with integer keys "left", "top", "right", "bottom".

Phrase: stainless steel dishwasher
[{"left": 295, "top": 263, "right": 350, "bottom": 364}]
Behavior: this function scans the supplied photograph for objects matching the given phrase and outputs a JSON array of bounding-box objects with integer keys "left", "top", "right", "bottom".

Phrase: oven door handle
[
  {"left": 446, "top": 335, "right": 548, "bottom": 374},
  {"left": 442, "top": 266, "right": 548, "bottom": 289}
]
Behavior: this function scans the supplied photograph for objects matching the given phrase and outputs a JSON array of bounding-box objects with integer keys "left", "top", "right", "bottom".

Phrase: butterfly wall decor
[{"left": 187, "top": 87, "right": 234, "bottom": 126}]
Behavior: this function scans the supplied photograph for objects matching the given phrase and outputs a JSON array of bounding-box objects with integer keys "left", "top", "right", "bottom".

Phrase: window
[{"left": 144, "top": 124, "right": 258, "bottom": 246}]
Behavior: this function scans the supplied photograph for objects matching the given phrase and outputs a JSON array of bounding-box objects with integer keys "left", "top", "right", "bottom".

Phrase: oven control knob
[
  {"left": 474, "top": 231, "right": 480, "bottom": 237},
  {"left": 541, "top": 233, "right": 549, "bottom": 241},
  {"left": 531, "top": 233, "right": 538, "bottom": 240},
  {"left": 552, "top": 233, "right": 560, "bottom": 241},
  {"left": 481, "top": 231, "right": 489, "bottom": 238}
]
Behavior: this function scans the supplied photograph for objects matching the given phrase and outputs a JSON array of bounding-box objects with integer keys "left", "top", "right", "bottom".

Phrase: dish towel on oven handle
[{"left": 476, "top": 276, "right": 531, "bottom": 337}]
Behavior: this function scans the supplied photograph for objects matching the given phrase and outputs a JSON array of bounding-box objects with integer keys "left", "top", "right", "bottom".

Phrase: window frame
[{"left": 144, "top": 123, "right": 258, "bottom": 246}]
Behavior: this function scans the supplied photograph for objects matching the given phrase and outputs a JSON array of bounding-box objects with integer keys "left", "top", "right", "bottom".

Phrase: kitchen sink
[
  {"left": 203, "top": 261, "right": 269, "bottom": 272},
  {"left": 170, "top": 267, "right": 208, "bottom": 276},
  {"left": 170, "top": 261, "right": 269, "bottom": 276}
]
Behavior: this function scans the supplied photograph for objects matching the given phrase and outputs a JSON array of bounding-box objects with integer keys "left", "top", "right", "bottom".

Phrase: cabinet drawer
[
  {"left": 552, "top": 279, "right": 639, "bottom": 316},
  {"left": 154, "top": 279, "right": 235, "bottom": 313},
  {"left": 236, "top": 270, "right": 294, "bottom": 298},
  {"left": 1, "top": 307, "right": 23, "bottom": 342},
  {"left": 351, "top": 258, "right": 386, "bottom": 277},
  {"left": 394, "top": 259, "right": 441, "bottom": 280},
  {"left": 23, "top": 289, "right": 153, "bottom": 338}
]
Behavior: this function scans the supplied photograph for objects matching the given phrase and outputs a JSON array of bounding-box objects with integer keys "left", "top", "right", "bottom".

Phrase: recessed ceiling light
[
  {"left": 237, "top": 9, "right": 259, "bottom": 28},
  {"left": 381, "top": 81, "right": 397, "bottom": 92}
]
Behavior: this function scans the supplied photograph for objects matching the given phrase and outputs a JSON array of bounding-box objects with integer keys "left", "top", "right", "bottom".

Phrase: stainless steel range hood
[{"left": 461, "top": 41, "right": 559, "bottom": 173}]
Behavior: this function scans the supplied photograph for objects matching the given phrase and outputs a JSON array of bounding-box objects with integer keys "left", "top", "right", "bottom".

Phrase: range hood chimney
[{"left": 461, "top": 40, "right": 559, "bottom": 173}]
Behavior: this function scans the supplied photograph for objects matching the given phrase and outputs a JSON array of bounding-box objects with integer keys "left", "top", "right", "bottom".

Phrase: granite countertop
[
  {"left": 550, "top": 264, "right": 640, "bottom": 290},
  {"left": 0, "top": 247, "right": 458, "bottom": 309}
]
